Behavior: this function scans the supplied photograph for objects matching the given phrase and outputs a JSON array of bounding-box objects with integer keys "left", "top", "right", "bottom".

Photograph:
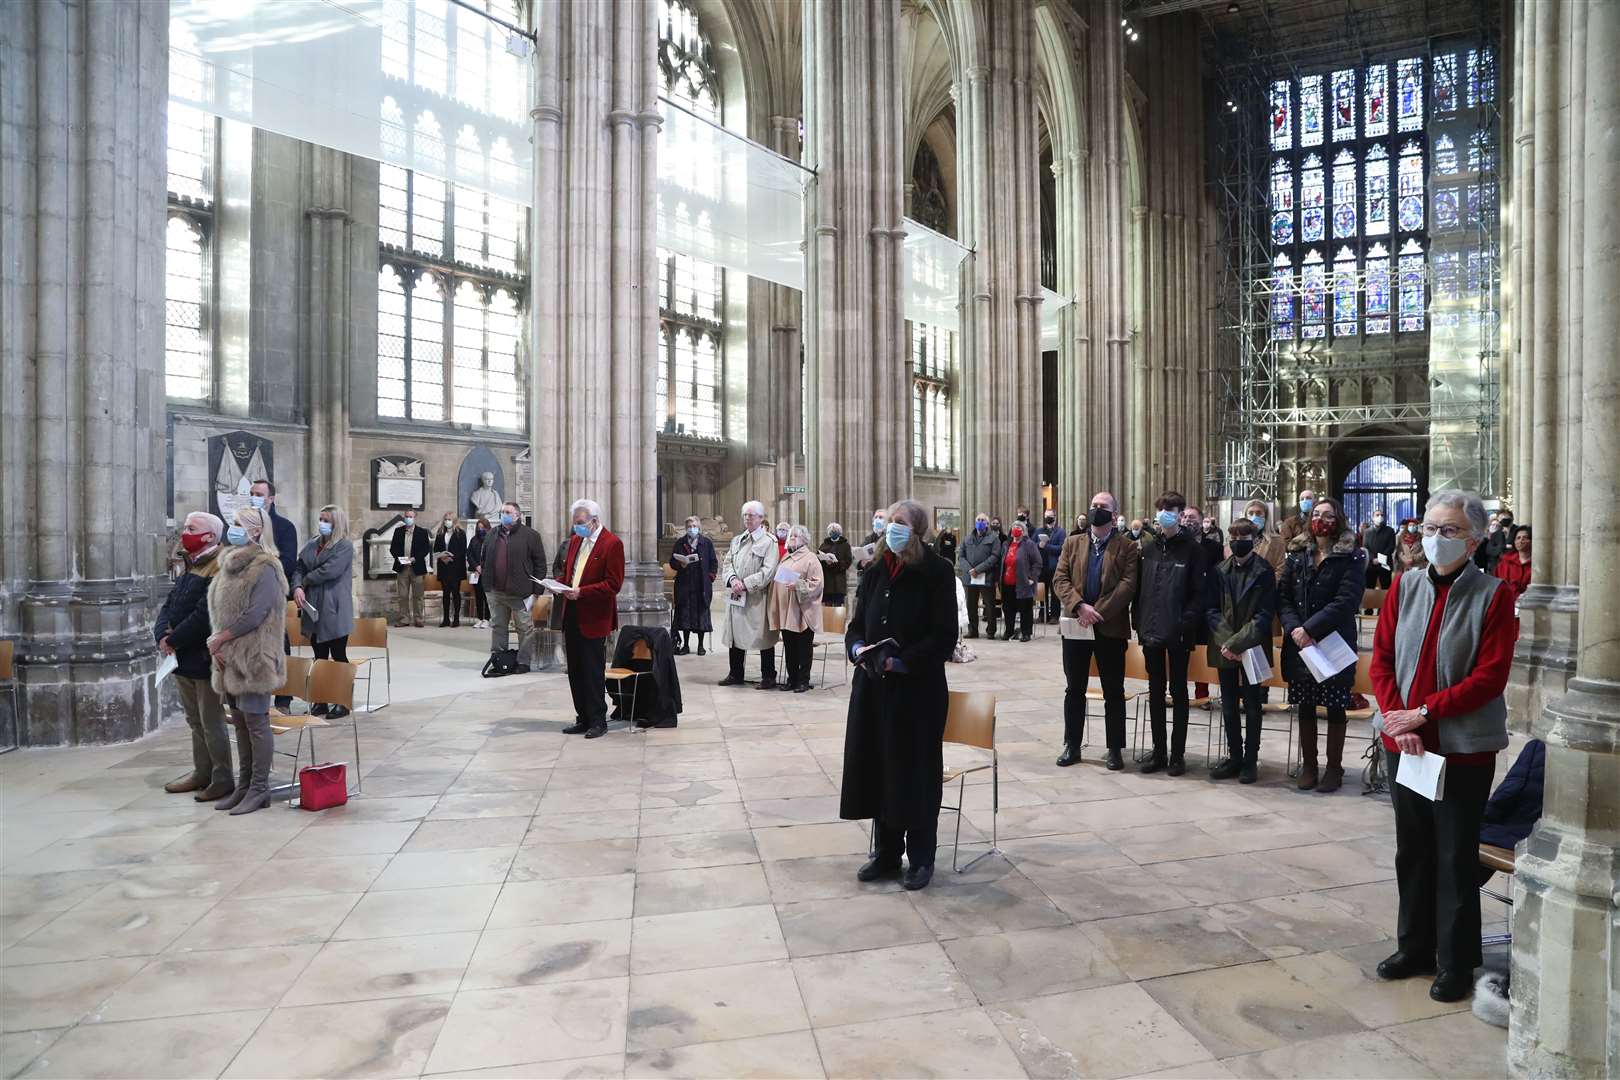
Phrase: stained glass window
[
  {"left": 1301, "top": 154, "right": 1325, "bottom": 243},
  {"left": 1397, "top": 58, "right": 1424, "bottom": 133},
  {"left": 1467, "top": 47, "right": 1496, "bottom": 107},
  {"left": 1397, "top": 141, "right": 1424, "bottom": 232},
  {"left": 1398, "top": 238, "right": 1426, "bottom": 332},
  {"left": 1365, "top": 243, "right": 1391, "bottom": 334},
  {"left": 1270, "top": 80, "right": 1293, "bottom": 151},
  {"left": 1271, "top": 159, "right": 1295, "bottom": 246},
  {"left": 1365, "top": 64, "right": 1390, "bottom": 138},
  {"left": 1365, "top": 144, "right": 1390, "bottom": 237},
  {"left": 1331, "top": 69, "right": 1356, "bottom": 142},
  {"left": 1271, "top": 254, "right": 1294, "bottom": 340},
  {"left": 1434, "top": 187, "right": 1461, "bottom": 231},
  {"left": 1434, "top": 134, "right": 1458, "bottom": 175},
  {"left": 1332, "top": 149, "right": 1357, "bottom": 239},
  {"left": 1433, "top": 53, "right": 1459, "bottom": 117},
  {"left": 1467, "top": 129, "right": 1495, "bottom": 174},
  {"left": 1333, "top": 246, "right": 1358, "bottom": 338},
  {"left": 1300, "top": 75, "right": 1325, "bottom": 147},
  {"left": 1301, "top": 250, "right": 1326, "bottom": 340}
]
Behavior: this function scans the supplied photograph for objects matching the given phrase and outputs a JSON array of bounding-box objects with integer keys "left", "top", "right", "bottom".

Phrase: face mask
[
  {"left": 872, "top": 518, "right": 885, "bottom": 533},
  {"left": 499, "top": 512, "right": 515, "bottom": 527},
  {"left": 1010, "top": 528, "right": 1024, "bottom": 540},
  {"left": 1249, "top": 514, "right": 1266, "bottom": 529},
  {"left": 1423, "top": 533, "right": 1470, "bottom": 567},
  {"left": 1372, "top": 515, "right": 1385, "bottom": 526},
  {"left": 1116, "top": 516, "right": 1126, "bottom": 530},
  {"left": 249, "top": 495, "right": 266, "bottom": 510},
  {"left": 1309, "top": 518, "right": 1336, "bottom": 536},
  {"left": 828, "top": 528, "right": 841, "bottom": 539},
  {"left": 573, "top": 523, "right": 590, "bottom": 538},
  {"left": 225, "top": 526, "right": 247, "bottom": 546},
  {"left": 318, "top": 521, "right": 333, "bottom": 537},
  {"left": 1299, "top": 498, "right": 1314, "bottom": 513},
  {"left": 776, "top": 527, "right": 788, "bottom": 539},
  {"left": 443, "top": 518, "right": 454, "bottom": 527},
  {"left": 1229, "top": 538, "right": 1254, "bottom": 558},
  {"left": 991, "top": 523, "right": 1002, "bottom": 533},
  {"left": 687, "top": 526, "right": 700, "bottom": 538},
  {"left": 975, "top": 522, "right": 987, "bottom": 534},
  {"left": 403, "top": 516, "right": 415, "bottom": 528},
  {"left": 1155, "top": 510, "right": 1179, "bottom": 529},
  {"left": 179, "top": 532, "right": 210, "bottom": 554},
  {"left": 885, "top": 522, "right": 912, "bottom": 550},
  {"left": 1045, "top": 516, "right": 1055, "bottom": 525},
  {"left": 1129, "top": 528, "right": 1142, "bottom": 539},
  {"left": 1183, "top": 520, "right": 1201, "bottom": 533},
  {"left": 1089, "top": 507, "right": 1113, "bottom": 527},
  {"left": 1405, "top": 523, "right": 1419, "bottom": 534}
]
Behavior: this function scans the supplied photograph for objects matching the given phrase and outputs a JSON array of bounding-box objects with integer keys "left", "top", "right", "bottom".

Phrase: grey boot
[
  {"left": 229, "top": 713, "right": 275, "bottom": 815},
  {"left": 215, "top": 717, "right": 254, "bottom": 811}
]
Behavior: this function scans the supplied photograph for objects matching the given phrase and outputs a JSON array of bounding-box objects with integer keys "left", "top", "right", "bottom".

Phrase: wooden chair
[
  {"left": 813, "top": 606, "right": 849, "bottom": 688},
  {"left": 605, "top": 638, "right": 653, "bottom": 730},
  {"left": 269, "top": 657, "right": 314, "bottom": 716},
  {"left": 346, "top": 617, "right": 391, "bottom": 711},
  {"left": 1032, "top": 584, "right": 1049, "bottom": 638},
  {"left": 1357, "top": 588, "right": 1387, "bottom": 639},
  {"left": 272, "top": 660, "right": 360, "bottom": 803},
  {"left": 940, "top": 691, "right": 999, "bottom": 873},
  {"left": 0, "top": 639, "right": 18, "bottom": 754}
]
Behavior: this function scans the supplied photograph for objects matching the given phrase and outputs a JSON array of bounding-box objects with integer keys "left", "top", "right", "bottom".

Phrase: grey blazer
[{"left": 292, "top": 538, "right": 355, "bottom": 644}]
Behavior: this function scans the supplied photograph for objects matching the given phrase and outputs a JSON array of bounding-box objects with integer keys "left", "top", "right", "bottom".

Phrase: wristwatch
[{"left": 1417, "top": 704, "right": 1429, "bottom": 719}]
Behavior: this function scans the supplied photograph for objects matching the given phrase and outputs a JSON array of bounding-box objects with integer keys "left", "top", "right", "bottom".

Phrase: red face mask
[
  {"left": 179, "top": 532, "right": 211, "bottom": 554},
  {"left": 1309, "top": 518, "right": 1336, "bottom": 536}
]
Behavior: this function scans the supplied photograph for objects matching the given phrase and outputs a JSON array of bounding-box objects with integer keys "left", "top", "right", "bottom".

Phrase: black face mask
[
  {"left": 1229, "top": 538, "right": 1254, "bottom": 557},
  {"left": 1044, "top": 516, "right": 1056, "bottom": 525},
  {"left": 1090, "top": 506, "right": 1114, "bottom": 527}
]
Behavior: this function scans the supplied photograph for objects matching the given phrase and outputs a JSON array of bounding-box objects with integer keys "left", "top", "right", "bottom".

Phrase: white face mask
[{"left": 1422, "top": 532, "right": 1471, "bottom": 568}]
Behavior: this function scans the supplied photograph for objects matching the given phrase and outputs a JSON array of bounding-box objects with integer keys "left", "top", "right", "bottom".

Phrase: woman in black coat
[
  {"left": 669, "top": 516, "right": 719, "bottom": 655},
  {"left": 840, "top": 499, "right": 958, "bottom": 891},
  {"left": 1278, "top": 496, "right": 1367, "bottom": 794},
  {"left": 466, "top": 518, "right": 492, "bottom": 627},
  {"left": 432, "top": 513, "right": 468, "bottom": 627}
]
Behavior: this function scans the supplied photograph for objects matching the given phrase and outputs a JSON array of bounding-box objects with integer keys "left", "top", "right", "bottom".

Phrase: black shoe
[
  {"left": 966, "top": 630, "right": 979, "bottom": 639},
  {"left": 274, "top": 696, "right": 293, "bottom": 710},
  {"left": 793, "top": 683, "right": 810, "bottom": 693},
  {"left": 903, "top": 863, "right": 934, "bottom": 891},
  {"left": 1055, "top": 744, "right": 1079, "bottom": 767},
  {"left": 1106, "top": 749, "right": 1124, "bottom": 771},
  {"left": 1000, "top": 631, "right": 1013, "bottom": 641},
  {"left": 326, "top": 706, "right": 350, "bottom": 719},
  {"left": 718, "top": 674, "right": 746, "bottom": 687},
  {"left": 1139, "top": 753, "right": 1167, "bottom": 774},
  {"left": 1429, "top": 970, "right": 1472, "bottom": 1002},
  {"left": 583, "top": 722, "right": 609, "bottom": 739},
  {"left": 1240, "top": 761, "right": 1258, "bottom": 784},
  {"left": 562, "top": 720, "right": 590, "bottom": 735},
  {"left": 756, "top": 678, "right": 779, "bottom": 691},
  {"left": 673, "top": 644, "right": 688, "bottom": 656},
  {"left": 697, "top": 646, "right": 706, "bottom": 656},
  {"left": 652, "top": 719, "right": 678, "bottom": 728},
  {"left": 1019, "top": 634, "right": 1032, "bottom": 642},
  {"left": 857, "top": 858, "right": 902, "bottom": 883},
  {"left": 1376, "top": 951, "right": 1438, "bottom": 981},
  {"left": 310, "top": 703, "right": 330, "bottom": 717},
  {"left": 1167, "top": 757, "right": 1186, "bottom": 777},
  {"left": 1210, "top": 759, "right": 1241, "bottom": 780},
  {"left": 777, "top": 680, "right": 793, "bottom": 691}
]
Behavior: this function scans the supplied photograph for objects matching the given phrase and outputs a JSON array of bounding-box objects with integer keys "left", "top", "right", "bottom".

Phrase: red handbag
[{"left": 298, "top": 762, "right": 348, "bottom": 810}]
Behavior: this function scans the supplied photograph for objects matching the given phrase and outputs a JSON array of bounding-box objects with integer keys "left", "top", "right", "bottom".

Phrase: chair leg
[{"left": 350, "top": 714, "right": 362, "bottom": 794}]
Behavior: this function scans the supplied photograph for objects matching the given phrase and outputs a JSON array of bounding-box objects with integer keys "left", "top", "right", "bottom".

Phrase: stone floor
[{"left": 0, "top": 628, "right": 1511, "bottom": 1079}]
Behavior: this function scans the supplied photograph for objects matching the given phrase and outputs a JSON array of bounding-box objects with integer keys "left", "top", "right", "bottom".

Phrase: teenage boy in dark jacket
[
  {"left": 1204, "top": 519, "right": 1277, "bottom": 784},
  {"left": 1133, "top": 491, "right": 1203, "bottom": 775}
]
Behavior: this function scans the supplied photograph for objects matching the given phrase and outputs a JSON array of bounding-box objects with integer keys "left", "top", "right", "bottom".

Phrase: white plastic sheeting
[
  {"left": 169, "top": 0, "right": 532, "bottom": 204},
  {"left": 901, "top": 221, "right": 969, "bottom": 331},
  {"left": 1041, "top": 287, "right": 1070, "bottom": 349}
]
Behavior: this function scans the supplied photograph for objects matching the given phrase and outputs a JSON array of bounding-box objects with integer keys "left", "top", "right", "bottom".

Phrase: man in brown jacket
[
  {"left": 485, "top": 501, "right": 548, "bottom": 666},
  {"left": 1053, "top": 490, "right": 1140, "bottom": 770},
  {"left": 1278, "top": 489, "right": 1316, "bottom": 545}
]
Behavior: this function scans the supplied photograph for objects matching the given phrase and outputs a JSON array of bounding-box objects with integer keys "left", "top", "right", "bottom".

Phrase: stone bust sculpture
[{"left": 468, "top": 471, "right": 502, "bottom": 520}]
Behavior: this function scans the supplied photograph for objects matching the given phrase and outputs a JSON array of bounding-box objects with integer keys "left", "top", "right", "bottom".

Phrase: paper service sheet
[{"left": 1395, "top": 750, "right": 1447, "bottom": 801}]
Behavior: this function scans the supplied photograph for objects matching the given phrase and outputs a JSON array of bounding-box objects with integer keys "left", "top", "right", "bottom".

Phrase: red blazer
[{"left": 559, "top": 528, "right": 626, "bottom": 639}]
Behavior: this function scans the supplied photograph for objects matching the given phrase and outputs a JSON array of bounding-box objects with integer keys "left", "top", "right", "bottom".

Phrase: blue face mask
[
  {"left": 499, "top": 512, "right": 516, "bottom": 527},
  {"left": 1249, "top": 514, "right": 1266, "bottom": 529},
  {"left": 885, "top": 522, "right": 913, "bottom": 551},
  {"left": 225, "top": 525, "right": 247, "bottom": 546},
  {"left": 1155, "top": 509, "right": 1179, "bottom": 529},
  {"left": 687, "top": 526, "right": 699, "bottom": 538},
  {"left": 975, "top": 521, "right": 987, "bottom": 534},
  {"left": 1299, "top": 499, "right": 1314, "bottom": 513},
  {"left": 249, "top": 495, "right": 265, "bottom": 510},
  {"left": 317, "top": 521, "right": 333, "bottom": 537},
  {"left": 573, "top": 523, "right": 590, "bottom": 538}
]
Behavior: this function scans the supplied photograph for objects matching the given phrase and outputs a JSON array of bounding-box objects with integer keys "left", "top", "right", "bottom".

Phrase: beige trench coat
[
  {"left": 767, "top": 546, "right": 825, "bottom": 634},
  {"left": 719, "top": 529, "right": 781, "bottom": 651}
]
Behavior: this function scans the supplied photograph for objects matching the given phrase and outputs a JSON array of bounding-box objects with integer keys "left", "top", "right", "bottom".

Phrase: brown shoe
[
  {"left": 164, "top": 773, "right": 207, "bottom": 794},
  {"left": 1316, "top": 766, "right": 1344, "bottom": 793},
  {"left": 413, "top": 620, "right": 425, "bottom": 628},
  {"left": 1296, "top": 765, "right": 1319, "bottom": 791},
  {"left": 194, "top": 779, "right": 236, "bottom": 802}
]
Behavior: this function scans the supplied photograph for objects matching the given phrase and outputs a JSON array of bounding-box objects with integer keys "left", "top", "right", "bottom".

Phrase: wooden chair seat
[
  {"left": 1479, "top": 844, "right": 1516, "bottom": 875},
  {"left": 943, "top": 761, "right": 993, "bottom": 784},
  {"left": 605, "top": 667, "right": 638, "bottom": 680}
]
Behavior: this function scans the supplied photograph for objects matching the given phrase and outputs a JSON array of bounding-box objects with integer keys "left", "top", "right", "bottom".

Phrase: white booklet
[
  {"left": 969, "top": 572, "right": 987, "bottom": 587},
  {"left": 1240, "top": 645, "right": 1272, "bottom": 684},
  {"left": 536, "top": 577, "right": 573, "bottom": 594},
  {"left": 1299, "top": 632, "right": 1359, "bottom": 682},
  {"left": 726, "top": 592, "right": 748, "bottom": 607},
  {"left": 467, "top": 571, "right": 479, "bottom": 585},
  {"left": 1058, "top": 617, "right": 1094, "bottom": 641},
  {"left": 1374, "top": 553, "right": 1390, "bottom": 569},
  {"left": 774, "top": 565, "right": 801, "bottom": 586},
  {"left": 155, "top": 653, "right": 179, "bottom": 687},
  {"left": 674, "top": 552, "right": 697, "bottom": 565},
  {"left": 1395, "top": 750, "right": 1447, "bottom": 801}
]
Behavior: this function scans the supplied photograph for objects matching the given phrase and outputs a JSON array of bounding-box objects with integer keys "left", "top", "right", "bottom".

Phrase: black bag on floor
[{"left": 482, "top": 649, "right": 529, "bottom": 677}]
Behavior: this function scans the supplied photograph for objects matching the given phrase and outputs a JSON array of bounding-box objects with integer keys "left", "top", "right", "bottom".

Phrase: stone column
[
  {"left": 802, "top": 0, "right": 909, "bottom": 533},
  {"left": 303, "top": 146, "right": 359, "bottom": 507},
  {"left": 0, "top": 0, "right": 169, "bottom": 745},
  {"left": 529, "top": 0, "right": 667, "bottom": 643},
  {"left": 1509, "top": 2, "right": 1620, "bottom": 1074}
]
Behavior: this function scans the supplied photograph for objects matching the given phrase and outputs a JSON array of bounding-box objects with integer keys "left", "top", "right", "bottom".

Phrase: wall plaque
[
  {"left": 208, "top": 430, "right": 273, "bottom": 524},
  {"left": 371, "top": 455, "right": 425, "bottom": 510}
]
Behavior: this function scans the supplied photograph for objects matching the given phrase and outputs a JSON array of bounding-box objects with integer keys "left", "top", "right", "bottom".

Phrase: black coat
[
  {"left": 670, "top": 534, "right": 718, "bottom": 632},
  {"left": 610, "top": 625, "right": 683, "bottom": 725},
  {"left": 1278, "top": 531, "right": 1367, "bottom": 688},
  {"left": 1480, "top": 739, "right": 1544, "bottom": 849},
  {"left": 1133, "top": 528, "right": 1203, "bottom": 650},
  {"left": 390, "top": 524, "right": 431, "bottom": 575},
  {"left": 1364, "top": 523, "right": 1397, "bottom": 561},
  {"left": 467, "top": 530, "right": 488, "bottom": 574},
  {"left": 153, "top": 550, "right": 222, "bottom": 679},
  {"left": 934, "top": 531, "right": 957, "bottom": 566},
  {"left": 840, "top": 553, "right": 957, "bottom": 831},
  {"left": 433, "top": 526, "right": 467, "bottom": 582},
  {"left": 1192, "top": 533, "right": 1226, "bottom": 644},
  {"left": 267, "top": 506, "right": 299, "bottom": 591}
]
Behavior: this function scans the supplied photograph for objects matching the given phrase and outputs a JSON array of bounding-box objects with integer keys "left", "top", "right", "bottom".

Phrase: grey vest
[{"left": 1381, "top": 563, "right": 1509, "bottom": 754}]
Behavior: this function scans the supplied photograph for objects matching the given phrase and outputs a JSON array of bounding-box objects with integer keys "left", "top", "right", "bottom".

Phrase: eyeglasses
[{"left": 1419, "top": 523, "right": 1468, "bottom": 540}]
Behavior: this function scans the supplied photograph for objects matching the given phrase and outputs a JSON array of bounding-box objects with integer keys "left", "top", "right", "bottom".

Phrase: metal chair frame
[
  {"left": 939, "top": 690, "right": 1000, "bottom": 873},
  {"left": 812, "top": 606, "right": 850, "bottom": 689},
  {"left": 605, "top": 638, "right": 653, "bottom": 731},
  {"left": 1479, "top": 844, "right": 1515, "bottom": 947},
  {"left": 346, "top": 617, "right": 392, "bottom": 712}
]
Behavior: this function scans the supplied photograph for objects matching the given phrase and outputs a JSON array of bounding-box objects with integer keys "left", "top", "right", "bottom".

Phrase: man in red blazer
[{"left": 557, "top": 498, "right": 625, "bottom": 738}]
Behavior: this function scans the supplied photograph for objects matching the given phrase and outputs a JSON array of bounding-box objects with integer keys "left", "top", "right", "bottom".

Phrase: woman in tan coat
[
  {"left": 206, "top": 506, "right": 289, "bottom": 815},
  {"left": 769, "top": 524, "right": 825, "bottom": 693}
]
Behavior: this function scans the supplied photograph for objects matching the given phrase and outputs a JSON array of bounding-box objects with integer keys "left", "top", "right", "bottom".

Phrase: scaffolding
[{"left": 1196, "top": 1, "right": 1503, "bottom": 507}]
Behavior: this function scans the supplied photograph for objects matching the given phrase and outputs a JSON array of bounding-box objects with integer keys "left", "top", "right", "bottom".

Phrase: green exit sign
[{"left": 784, "top": 485, "right": 807, "bottom": 494}]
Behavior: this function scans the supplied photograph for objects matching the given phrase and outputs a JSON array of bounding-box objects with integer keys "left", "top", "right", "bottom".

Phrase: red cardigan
[
  {"left": 1494, "top": 554, "right": 1532, "bottom": 599},
  {"left": 559, "top": 528, "right": 626, "bottom": 639},
  {"left": 1370, "top": 567, "right": 1516, "bottom": 762}
]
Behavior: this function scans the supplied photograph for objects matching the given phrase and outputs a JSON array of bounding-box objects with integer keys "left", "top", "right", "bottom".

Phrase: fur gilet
[{"left": 207, "top": 547, "right": 289, "bottom": 697}]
